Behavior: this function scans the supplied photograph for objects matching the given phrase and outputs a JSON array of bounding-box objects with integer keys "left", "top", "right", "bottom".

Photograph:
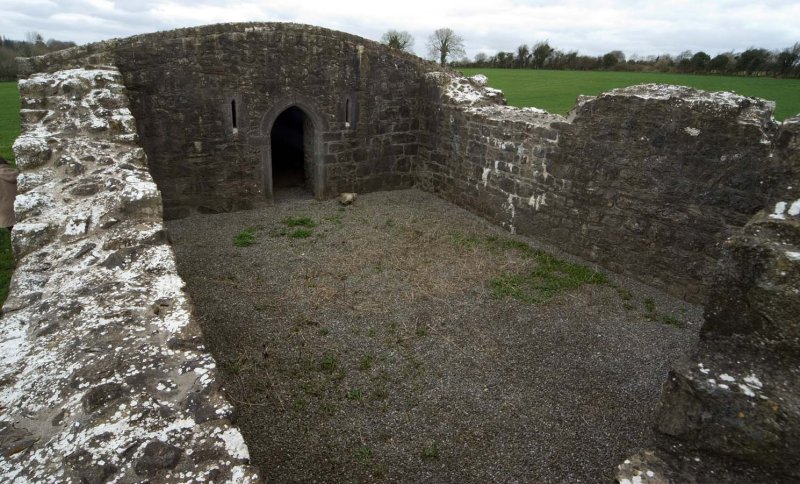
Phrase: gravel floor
[{"left": 166, "top": 188, "right": 701, "bottom": 483}]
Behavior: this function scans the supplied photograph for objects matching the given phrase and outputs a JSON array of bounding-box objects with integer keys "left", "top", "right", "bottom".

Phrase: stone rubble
[{"left": 0, "top": 67, "right": 259, "bottom": 482}]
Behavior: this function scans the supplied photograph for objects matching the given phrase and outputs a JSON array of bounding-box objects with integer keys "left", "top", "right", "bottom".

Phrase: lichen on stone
[{"left": 0, "top": 67, "right": 258, "bottom": 483}]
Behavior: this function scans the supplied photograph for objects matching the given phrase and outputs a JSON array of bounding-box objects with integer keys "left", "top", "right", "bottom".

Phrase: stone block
[
  {"left": 702, "top": 212, "right": 800, "bottom": 351},
  {"left": 655, "top": 352, "right": 800, "bottom": 478},
  {"left": 13, "top": 134, "right": 53, "bottom": 169},
  {"left": 11, "top": 222, "right": 58, "bottom": 258}
]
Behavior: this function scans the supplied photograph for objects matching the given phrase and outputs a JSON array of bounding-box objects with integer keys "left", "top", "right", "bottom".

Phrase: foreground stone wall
[
  {"left": 617, "top": 119, "right": 800, "bottom": 482},
  {"left": 419, "top": 74, "right": 789, "bottom": 300},
  {"left": 20, "top": 23, "right": 430, "bottom": 219},
  {"left": 0, "top": 68, "right": 258, "bottom": 482}
]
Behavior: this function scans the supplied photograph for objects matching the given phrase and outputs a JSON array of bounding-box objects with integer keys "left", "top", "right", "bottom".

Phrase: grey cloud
[{"left": 0, "top": 0, "right": 797, "bottom": 58}]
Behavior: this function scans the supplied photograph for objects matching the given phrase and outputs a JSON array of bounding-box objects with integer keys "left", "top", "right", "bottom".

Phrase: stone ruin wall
[
  {"left": 19, "top": 23, "right": 430, "bottom": 219},
  {"left": 18, "top": 23, "right": 797, "bottom": 300},
  {"left": 617, "top": 120, "right": 800, "bottom": 482},
  {"left": 419, "top": 74, "right": 793, "bottom": 301},
  {"left": 5, "top": 22, "right": 800, "bottom": 481},
  {"left": 1, "top": 68, "right": 258, "bottom": 482}
]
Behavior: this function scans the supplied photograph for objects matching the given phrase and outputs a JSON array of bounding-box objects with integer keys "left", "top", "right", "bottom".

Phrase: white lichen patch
[
  {"left": 469, "top": 74, "right": 488, "bottom": 86},
  {"left": 504, "top": 193, "right": 517, "bottom": 234},
  {"left": 698, "top": 365, "right": 766, "bottom": 399},
  {"left": 444, "top": 79, "right": 487, "bottom": 105},
  {"left": 64, "top": 215, "right": 89, "bottom": 236},
  {"left": 738, "top": 384, "right": 756, "bottom": 397},
  {"left": 14, "top": 192, "right": 55, "bottom": 215},
  {"left": 220, "top": 427, "right": 251, "bottom": 460},
  {"left": 595, "top": 84, "right": 778, "bottom": 136},
  {"left": 789, "top": 199, "right": 800, "bottom": 217},
  {"left": 684, "top": 127, "right": 701, "bottom": 136},
  {"left": 1, "top": 67, "right": 258, "bottom": 482},
  {"left": 431, "top": 71, "right": 507, "bottom": 108},
  {"left": 529, "top": 193, "right": 547, "bottom": 210},
  {"left": 482, "top": 167, "right": 491, "bottom": 187},
  {"left": 469, "top": 104, "right": 564, "bottom": 128},
  {"left": 744, "top": 374, "right": 763, "bottom": 388},
  {"left": 770, "top": 201, "right": 788, "bottom": 220},
  {"left": 17, "top": 171, "right": 53, "bottom": 193},
  {"left": 0, "top": 315, "right": 29, "bottom": 377}
]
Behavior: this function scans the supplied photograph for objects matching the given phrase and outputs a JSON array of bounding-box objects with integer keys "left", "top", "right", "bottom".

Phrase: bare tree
[
  {"left": 25, "top": 31, "right": 44, "bottom": 45},
  {"left": 516, "top": 44, "right": 530, "bottom": 68},
  {"left": 23, "top": 31, "right": 46, "bottom": 57},
  {"left": 381, "top": 30, "right": 414, "bottom": 53},
  {"left": 427, "top": 28, "right": 466, "bottom": 66}
]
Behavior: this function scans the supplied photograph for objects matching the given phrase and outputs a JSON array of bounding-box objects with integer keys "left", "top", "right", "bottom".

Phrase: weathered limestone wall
[
  {"left": 19, "top": 23, "right": 430, "bottom": 219},
  {"left": 419, "top": 73, "right": 788, "bottom": 300},
  {"left": 18, "top": 24, "right": 791, "bottom": 298},
  {"left": 0, "top": 68, "right": 258, "bottom": 482},
  {"left": 7, "top": 23, "right": 798, "bottom": 481},
  {"left": 617, "top": 118, "right": 800, "bottom": 482}
]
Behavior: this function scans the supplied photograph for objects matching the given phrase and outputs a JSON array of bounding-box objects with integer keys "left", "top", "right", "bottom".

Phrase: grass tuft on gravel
[
  {"left": 289, "top": 228, "right": 313, "bottom": 239},
  {"left": 448, "top": 232, "right": 607, "bottom": 304},
  {"left": 283, "top": 216, "right": 316, "bottom": 228},
  {"left": 354, "top": 445, "right": 373, "bottom": 461},
  {"left": 661, "top": 314, "right": 686, "bottom": 329},
  {"left": 489, "top": 263, "right": 606, "bottom": 304},
  {"left": 234, "top": 227, "right": 257, "bottom": 247},
  {"left": 358, "top": 354, "right": 374, "bottom": 371},
  {"left": 421, "top": 441, "right": 439, "bottom": 460},
  {"left": 318, "top": 353, "right": 338, "bottom": 373}
]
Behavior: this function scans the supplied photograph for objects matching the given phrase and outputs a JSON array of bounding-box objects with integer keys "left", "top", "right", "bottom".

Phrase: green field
[
  {"left": 459, "top": 68, "right": 800, "bottom": 121},
  {"left": 0, "top": 82, "right": 18, "bottom": 306},
  {"left": 0, "top": 82, "right": 20, "bottom": 162}
]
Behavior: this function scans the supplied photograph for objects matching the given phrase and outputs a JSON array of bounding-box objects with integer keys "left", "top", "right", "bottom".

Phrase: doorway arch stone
[{"left": 259, "top": 95, "right": 328, "bottom": 202}]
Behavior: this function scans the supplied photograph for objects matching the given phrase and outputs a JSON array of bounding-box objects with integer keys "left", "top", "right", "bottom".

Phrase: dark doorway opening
[{"left": 271, "top": 106, "right": 311, "bottom": 200}]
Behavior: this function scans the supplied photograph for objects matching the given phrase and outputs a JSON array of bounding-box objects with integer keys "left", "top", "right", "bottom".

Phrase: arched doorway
[
  {"left": 271, "top": 107, "right": 308, "bottom": 199},
  {"left": 260, "top": 98, "right": 326, "bottom": 203}
]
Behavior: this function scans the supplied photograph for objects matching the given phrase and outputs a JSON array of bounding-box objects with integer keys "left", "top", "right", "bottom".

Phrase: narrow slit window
[
  {"left": 345, "top": 98, "right": 350, "bottom": 128},
  {"left": 231, "top": 100, "right": 237, "bottom": 129}
]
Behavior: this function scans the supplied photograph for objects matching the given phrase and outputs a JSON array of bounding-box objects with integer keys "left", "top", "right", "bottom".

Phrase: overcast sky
[{"left": 1, "top": 0, "right": 798, "bottom": 60}]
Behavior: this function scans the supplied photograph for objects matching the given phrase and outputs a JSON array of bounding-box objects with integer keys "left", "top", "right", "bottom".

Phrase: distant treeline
[
  {"left": 454, "top": 42, "right": 800, "bottom": 78},
  {"left": 0, "top": 32, "right": 77, "bottom": 81}
]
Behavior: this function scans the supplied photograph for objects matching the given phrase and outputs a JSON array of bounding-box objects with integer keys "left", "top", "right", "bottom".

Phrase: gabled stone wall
[
  {"left": 0, "top": 67, "right": 258, "bottom": 483},
  {"left": 19, "top": 23, "right": 432, "bottom": 219}
]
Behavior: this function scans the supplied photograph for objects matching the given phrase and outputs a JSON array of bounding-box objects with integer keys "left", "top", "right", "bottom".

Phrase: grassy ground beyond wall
[
  {"left": 0, "top": 82, "right": 19, "bottom": 306},
  {"left": 0, "top": 82, "right": 20, "bottom": 162},
  {"left": 459, "top": 68, "right": 800, "bottom": 121}
]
